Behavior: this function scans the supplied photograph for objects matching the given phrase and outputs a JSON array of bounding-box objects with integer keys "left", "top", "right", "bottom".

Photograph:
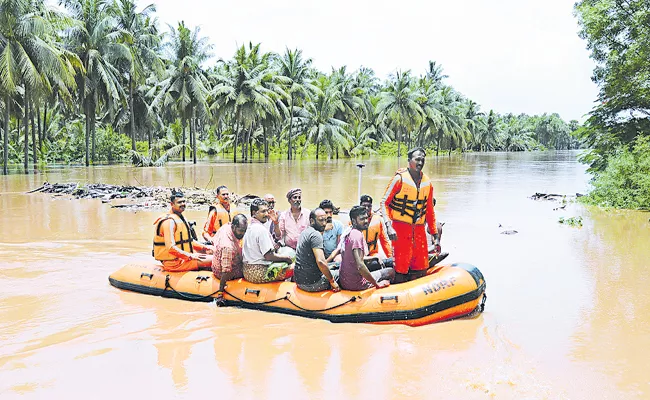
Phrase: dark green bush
[{"left": 581, "top": 136, "right": 650, "bottom": 209}]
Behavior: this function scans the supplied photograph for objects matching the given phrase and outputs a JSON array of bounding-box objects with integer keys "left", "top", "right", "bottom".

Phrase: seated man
[
  {"left": 319, "top": 199, "right": 343, "bottom": 259},
  {"left": 339, "top": 206, "right": 394, "bottom": 291},
  {"left": 294, "top": 208, "right": 340, "bottom": 292},
  {"left": 203, "top": 185, "right": 235, "bottom": 241},
  {"left": 278, "top": 188, "right": 310, "bottom": 249},
  {"left": 262, "top": 193, "right": 280, "bottom": 240},
  {"left": 242, "top": 199, "right": 294, "bottom": 283},
  {"left": 153, "top": 190, "right": 213, "bottom": 272},
  {"left": 327, "top": 194, "right": 392, "bottom": 265},
  {"left": 212, "top": 214, "right": 248, "bottom": 295},
  {"left": 359, "top": 194, "right": 393, "bottom": 258}
]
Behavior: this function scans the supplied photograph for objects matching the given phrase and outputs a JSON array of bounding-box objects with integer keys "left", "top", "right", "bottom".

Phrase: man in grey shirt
[{"left": 294, "top": 208, "right": 341, "bottom": 292}]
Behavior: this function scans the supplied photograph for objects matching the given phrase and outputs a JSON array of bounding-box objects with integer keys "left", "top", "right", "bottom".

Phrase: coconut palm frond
[
  {"left": 153, "top": 143, "right": 185, "bottom": 166},
  {"left": 128, "top": 149, "right": 152, "bottom": 166}
]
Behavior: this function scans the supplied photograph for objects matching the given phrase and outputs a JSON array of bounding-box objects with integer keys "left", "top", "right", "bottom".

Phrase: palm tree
[
  {"left": 376, "top": 70, "right": 422, "bottom": 157},
  {"left": 414, "top": 77, "right": 443, "bottom": 148},
  {"left": 482, "top": 110, "right": 501, "bottom": 150},
  {"left": 154, "top": 21, "right": 211, "bottom": 163},
  {"left": 129, "top": 143, "right": 183, "bottom": 166},
  {"left": 330, "top": 66, "right": 367, "bottom": 123},
  {"left": 1, "top": 0, "right": 78, "bottom": 173},
  {"left": 112, "top": 0, "right": 162, "bottom": 151},
  {"left": 212, "top": 43, "right": 287, "bottom": 162},
  {"left": 426, "top": 60, "right": 448, "bottom": 86},
  {"left": 295, "top": 74, "right": 348, "bottom": 159},
  {"left": 62, "top": 0, "right": 129, "bottom": 166},
  {"left": 277, "top": 48, "right": 315, "bottom": 160},
  {"left": 463, "top": 100, "right": 484, "bottom": 151},
  {"left": 364, "top": 95, "right": 393, "bottom": 145},
  {"left": 502, "top": 116, "right": 534, "bottom": 151},
  {"left": 420, "top": 86, "right": 466, "bottom": 155}
]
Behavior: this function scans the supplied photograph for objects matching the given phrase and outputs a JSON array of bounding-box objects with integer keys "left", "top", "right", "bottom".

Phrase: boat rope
[
  {"left": 222, "top": 289, "right": 291, "bottom": 306},
  {"left": 282, "top": 293, "right": 359, "bottom": 312},
  {"left": 163, "top": 275, "right": 221, "bottom": 301},
  {"left": 163, "top": 274, "right": 359, "bottom": 312},
  {"left": 224, "top": 289, "right": 360, "bottom": 312}
]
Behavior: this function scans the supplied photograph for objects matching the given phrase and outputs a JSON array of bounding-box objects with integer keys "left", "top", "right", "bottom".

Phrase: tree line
[
  {"left": 0, "top": 0, "right": 582, "bottom": 174},
  {"left": 574, "top": 0, "right": 650, "bottom": 209}
]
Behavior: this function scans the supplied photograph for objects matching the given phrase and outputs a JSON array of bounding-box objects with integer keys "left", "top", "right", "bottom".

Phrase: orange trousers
[
  {"left": 161, "top": 256, "right": 212, "bottom": 272},
  {"left": 162, "top": 258, "right": 199, "bottom": 272},
  {"left": 391, "top": 222, "right": 428, "bottom": 274}
]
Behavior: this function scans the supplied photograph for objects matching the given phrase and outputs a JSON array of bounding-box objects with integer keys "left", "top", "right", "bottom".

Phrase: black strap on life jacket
[
  {"left": 364, "top": 228, "right": 379, "bottom": 252},
  {"left": 387, "top": 172, "right": 428, "bottom": 224},
  {"left": 389, "top": 195, "right": 428, "bottom": 224},
  {"left": 177, "top": 213, "right": 194, "bottom": 252},
  {"left": 208, "top": 205, "right": 230, "bottom": 229},
  {"left": 153, "top": 214, "right": 194, "bottom": 251}
]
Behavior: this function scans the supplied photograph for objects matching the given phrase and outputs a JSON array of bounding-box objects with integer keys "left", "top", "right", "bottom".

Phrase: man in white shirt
[
  {"left": 242, "top": 199, "right": 294, "bottom": 283},
  {"left": 262, "top": 193, "right": 280, "bottom": 240}
]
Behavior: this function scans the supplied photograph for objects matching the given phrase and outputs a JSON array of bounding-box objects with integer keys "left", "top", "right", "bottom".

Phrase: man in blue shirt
[{"left": 319, "top": 199, "right": 343, "bottom": 259}]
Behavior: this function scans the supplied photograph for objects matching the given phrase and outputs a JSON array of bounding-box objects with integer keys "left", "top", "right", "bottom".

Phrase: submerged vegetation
[
  {"left": 579, "top": 137, "right": 650, "bottom": 210},
  {"left": 0, "top": 0, "right": 581, "bottom": 174},
  {"left": 558, "top": 216, "right": 583, "bottom": 228},
  {"left": 574, "top": 0, "right": 650, "bottom": 209}
]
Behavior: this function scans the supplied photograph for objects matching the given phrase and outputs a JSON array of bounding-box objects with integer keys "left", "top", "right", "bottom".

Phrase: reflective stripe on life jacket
[
  {"left": 153, "top": 212, "right": 194, "bottom": 261},
  {"left": 388, "top": 169, "right": 432, "bottom": 225}
]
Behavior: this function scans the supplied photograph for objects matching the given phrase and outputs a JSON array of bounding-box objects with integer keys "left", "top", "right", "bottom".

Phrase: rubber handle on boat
[{"left": 380, "top": 295, "right": 399, "bottom": 304}]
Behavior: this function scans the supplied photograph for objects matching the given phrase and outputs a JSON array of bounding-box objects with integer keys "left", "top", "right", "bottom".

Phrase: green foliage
[
  {"left": 96, "top": 126, "right": 131, "bottom": 163},
  {"left": 574, "top": 0, "right": 650, "bottom": 171},
  {"left": 580, "top": 136, "right": 650, "bottom": 209},
  {"left": 136, "top": 141, "right": 149, "bottom": 153},
  {"left": 45, "top": 119, "right": 86, "bottom": 164},
  {"left": 574, "top": 0, "right": 650, "bottom": 209},
  {"left": 558, "top": 216, "right": 583, "bottom": 227},
  {"left": 129, "top": 144, "right": 185, "bottom": 166},
  {"left": 375, "top": 142, "right": 399, "bottom": 156},
  {"left": 2, "top": 0, "right": 582, "bottom": 175}
]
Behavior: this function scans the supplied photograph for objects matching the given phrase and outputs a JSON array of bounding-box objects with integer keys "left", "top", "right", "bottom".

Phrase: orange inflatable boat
[{"left": 108, "top": 263, "right": 486, "bottom": 327}]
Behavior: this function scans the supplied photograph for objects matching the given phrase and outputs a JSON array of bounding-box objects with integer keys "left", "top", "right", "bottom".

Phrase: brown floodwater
[{"left": 1, "top": 151, "right": 649, "bottom": 399}]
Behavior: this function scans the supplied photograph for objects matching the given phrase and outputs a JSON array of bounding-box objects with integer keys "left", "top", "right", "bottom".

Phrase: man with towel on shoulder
[{"left": 277, "top": 188, "right": 310, "bottom": 250}]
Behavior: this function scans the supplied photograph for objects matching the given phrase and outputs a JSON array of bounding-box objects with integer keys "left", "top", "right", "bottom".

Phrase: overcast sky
[{"left": 144, "top": 0, "right": 598, "bottom": 122}]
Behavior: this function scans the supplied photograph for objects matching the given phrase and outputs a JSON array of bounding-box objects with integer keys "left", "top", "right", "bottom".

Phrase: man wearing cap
[{"left": 278, "top": 188, "right": 310, "bottom": 250}]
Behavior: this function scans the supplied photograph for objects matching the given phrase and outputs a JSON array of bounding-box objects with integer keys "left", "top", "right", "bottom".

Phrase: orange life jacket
[
  {"left": 362, "top": 214, "right": 383, "bottom": 255},
  {"left": 388, "top": 168, "right": 432, "bottom": 225},
  {"left": 205, "top": 203, "right": 232, "bottom": 236},
  {"left": 152, "top": 212, "right": 194, "bottom": 261}
]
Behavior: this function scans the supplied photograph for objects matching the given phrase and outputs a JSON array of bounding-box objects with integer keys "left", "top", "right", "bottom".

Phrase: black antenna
[
  {"left": 131, "top": 171, "right": 143, "bottom": 188},
  {"left": 204, "top": 168, "right": 214, "bottom": 190}
]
